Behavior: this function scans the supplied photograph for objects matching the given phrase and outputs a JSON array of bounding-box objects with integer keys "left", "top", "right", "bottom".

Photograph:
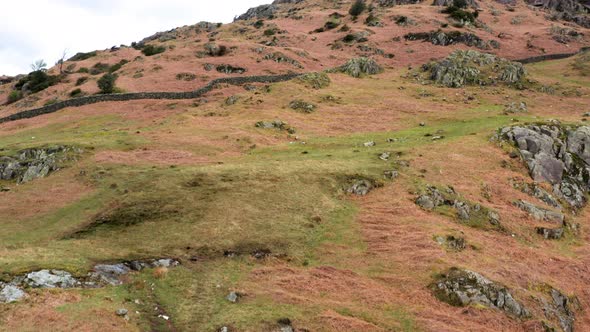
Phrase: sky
[{"left": 0, "top": 0, "right": 270, "bottom": 76}]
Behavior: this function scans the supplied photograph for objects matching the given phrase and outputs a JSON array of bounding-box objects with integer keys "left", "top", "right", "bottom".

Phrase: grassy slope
[{"left": 0, "top": 53, "right": 589, "bottom": 331}]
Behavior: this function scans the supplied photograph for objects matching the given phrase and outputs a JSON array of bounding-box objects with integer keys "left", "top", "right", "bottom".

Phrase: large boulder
[
  {"left": 513, "top": 200, "right": 565, "bottom": 223},
  {"left": 500, "top": 125, "right": 590, "bottom": 209},
  {"left": 430, "top": 268, "right": 530, "bottom": 318}
]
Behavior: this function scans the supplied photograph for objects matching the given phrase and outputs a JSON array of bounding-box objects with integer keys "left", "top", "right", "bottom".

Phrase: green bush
[
  {"left": 109, "top": 59, "right": 129, "bottom": 73},
  {"left": 253, "top": 20, "right": 264, "bottom": 29},
  {"left": 90, "top": 62, "right": 111, "bottom": 75},
  {"left": 69, "top": 88, "right": 83, "bottom": 97},
  {"left": 68, "top": 51, "right": 97, "bottom": 61},
  {"left": 97, "top": 73, "right": 118, "bottom": 94},
  {"left": 78, "top": 67, "right": 89, "bottom": 74},
  {"left": 263, "top": 28, "right": 277, "bottom": 36},
  {"left": 349, "top": 0, "right": 366, "bottom": 17},
  {"left": 6, "top": 91, "right": 22, "bottom": 104},
  {"left": 15, "top": 70, "right": 60, "bottom": 93},
  {"left": 141, "top": 45, "right": 166, "bottom": 56},
  {"left": 75, "top": 77, "right": 89, "bottom": 86}
]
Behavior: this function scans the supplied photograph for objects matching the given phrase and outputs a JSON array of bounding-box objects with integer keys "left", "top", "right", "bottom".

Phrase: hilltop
[{"left": 0, "top": 0, "right": 589, "bottom": 331}]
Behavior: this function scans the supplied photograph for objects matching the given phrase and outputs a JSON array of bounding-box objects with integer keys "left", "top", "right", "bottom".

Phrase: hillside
[{"left": 0, "top": 0, "right": 589, "bottom": 331}]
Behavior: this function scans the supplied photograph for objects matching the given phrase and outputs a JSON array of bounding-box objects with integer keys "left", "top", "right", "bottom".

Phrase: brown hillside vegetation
[{"left": 0, "top": 0, "right": 589, "bottom": 331}]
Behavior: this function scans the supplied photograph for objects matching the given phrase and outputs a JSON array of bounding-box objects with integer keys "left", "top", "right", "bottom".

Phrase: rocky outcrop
[
  {"left": 430, "top": 268, "right": 530, "bottom": 318},
  {"left": 377, "top": 0, "right": 421, "bottom": 6},
  {"left": 404, "top": 30, "right": 499, "bottom": 50},
  {"left": 416, "top": 185, "right": 503, "bottom": 230},
  {"left": 255, "top": 120, "right": 296, "bottom": 134},
  {"left": 0, "top": 146, "right": 81, "bottom": 183},
  {"left": 435, "top": 235, "right": 467, "bottom": 251},
  {"left": 422, "top": 50, "right": 526, "bottom": 88},
  {"left": 538, "top": 286, "right": 580, "bottom": 332},
  {"left": 289, "top": 100, "right": 316, "bottom": 113},
  {"left": 346, "top": 178, "right": 379, "bottom": 196},
  {"left": 0, "top": 258, "right": 180, "bottom": 303},
  {"left": 500, "top": 125, "right": 590, "bottom": 209},
  {"left": 514, "top": 200, "right": 565, "bottom": 223},
  {"left": 235, "top": 0, "right": 304, "bottom": 21},
  {"left": 536, "top": 227, "right": 565, "bottom": 239},
  {"left": 529, "top": 0, "right": 590, "bottom": 28},
  {"left": 433, "top": 0, "right": 480, "bottom": 8}
]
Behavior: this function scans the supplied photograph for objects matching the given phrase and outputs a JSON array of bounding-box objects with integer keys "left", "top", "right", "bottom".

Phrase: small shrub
[
  {"left": 75, "top": 77, "right": 89, "bottom": 86},
  {"left": 108, "top": 60, "right": 129, "bottom": 73},
  {"left": 141, "top": 45, "right": 166, "bottom": 56},
  {"left": 69, "top": 88, "right": 83, "bottom": 97},
  {"left": 176, "top": 73, "right": 197, "bottom": 81},
  {"left": 263, "top": 28, "right": 277, "bottom": 36},
  {"left": 6, "top": 91, "right": 22, "bottom": 104},
  {"left": 349, "top": 0, "right": 366, "bottom": 18},
  {"left": 78, "top": 67, "right": 89, "bottom": 74},
  {"left": 68, "top": 51, "right": 97, "bottom": 61},
  {"left": 90, "top": 62, "right": 111, "bottom": 75},
  {"left": 44, "top": 98, "right": 59, "bottom": 106},
  {"left": 253, "top": 20, "right": 265, "bottom": 29},
  {"left": 97, "top": 73, "right": 118, "bottom": 94}
]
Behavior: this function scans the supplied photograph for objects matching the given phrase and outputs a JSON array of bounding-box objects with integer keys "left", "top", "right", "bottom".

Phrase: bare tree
[
  {"left": 30, "top": 59, "right": 47, "bottom": 72},
  {"left": 55, "top": 49, "right": 68, "bottom": 74}
]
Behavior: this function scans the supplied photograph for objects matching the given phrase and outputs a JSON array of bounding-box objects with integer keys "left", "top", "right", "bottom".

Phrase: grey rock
[
  {"left": 384, "top": 170, "right": 399, "bottom": 179},
  {"left": 379, "top": 152, "right": 391, "bottom": 161},
  {"left": 226, "top": 291, "right": 240, "bottom": 303},
  {"left": 514, "top": 200, "right": 565, "bottom": 224},
  {"left": 454, "top": 201, "right": 471, "bottom": 220},
  {"left": 116, "top": 308, "right": 128, "bottom": 316},
  {"left": 89, "top": 264, "right": 131, "bottom": 286},
  {"left": 24, "top": 270, "right": 79, "bottom": 288},
  {"left": 288, "top": 100, "right": 316, "bottom": 113},
  {"left": 501, "top": 125, "right": 590, "bottom": 209},
  {"left": 0, "top": 146, "right": 80, "bottom": 184},
  {"left": 541, "top": 287, "right": 579, "bottom": 332},
  {"left": 436, "top": 235, "right": 467, "bottom": 251},
  {"left": 536, "top": 227, "right": 564, "bottom": 240},
  {"left": 364, "top": 141, "right": 376, "bottom": 147},
  {"left": 347, "top": 179, "right": 375, "bottom": 196},
  {"left": 0, "top": 284, "right": 25, "bottom": 303},
  {"left": 431, "top": 268, "right": 529, "bottom": 318},
  {"left": 416, "top": 195, "right": 436, "bottom": 210}
]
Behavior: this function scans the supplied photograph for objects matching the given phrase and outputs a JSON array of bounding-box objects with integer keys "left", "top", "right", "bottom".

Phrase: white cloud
[{"left": 0, "top": 0, "right": 270, "bottom": 75}]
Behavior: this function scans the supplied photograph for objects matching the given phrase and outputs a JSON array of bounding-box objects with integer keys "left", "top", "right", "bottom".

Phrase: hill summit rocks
[{"left": 0, "top": 146, "right": 82, "bottom": 184}]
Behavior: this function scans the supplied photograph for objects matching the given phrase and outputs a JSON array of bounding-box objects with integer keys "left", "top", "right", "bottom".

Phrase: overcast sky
[{"left": 0, "top": 0, "right": 270, "bottom": 75}]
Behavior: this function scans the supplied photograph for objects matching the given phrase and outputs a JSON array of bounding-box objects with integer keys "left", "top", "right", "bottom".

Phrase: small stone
[
  {"left": 419, "top": 122, "right": 426, "bottom": 127},
  {"left": 364, "top": 141, "right": 376, "bottom": 147},
  {"left": 379, "top": 152, "right": 391, "bottom": 161},
  {"left": 116, "top": 308, "right": 128, "bottom": 316},
  {"left": 226, "top": 291, "right": 240, "bottom": 303}
]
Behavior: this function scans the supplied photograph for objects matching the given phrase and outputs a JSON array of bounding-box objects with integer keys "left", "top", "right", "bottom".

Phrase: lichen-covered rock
[
  {"left": 255, "top": 120, "right": 295, "bottom": 134},
  {"left": 347, "top": 179, "right": 377, "bottom": 196},
  {"left": 416, "top": 186, "right": 503, "bottom": 230},
  {"left": 0, "top": 283, "right": 25, "bottom": 303},
  {"left": 435, "top": 235, "right": 467, "bottom": 251},
  {"left": 500, "top": 124, "right": 590, "bottom": 209},
  {"left": 514, "top": 200, "right": 565, "bottom": 224},
  {"left": 422, "top": 50, "right": 526, "bottom": 88},
  {"left": 0, "top": 146, "right": 81, "bottom": 184},
  {"left": 289, "top": 100, "right": 316, "bottom": 113},
  {"left": 433, "top": 0, "right": 479, "bottom": 7},
  {"left": 235, "top": 0, "right": 304, "bottom": 21},
  {"left": 24, "top": 270, "right": 80, "bottom": 289},
  {"left": 404, "top": 30, "right": 496, "bottom": 49},
  {"left": 527, "top": 0, "right": 590, "bottom": 28},
  {"left": 431, "top": 268, "right": 530, "bottom": 318},
  {"left": 337, "top": 57, "right": 383, "bottom": 78},
  {"left": 536, "top": 227, "right": 564, "bottom": 240},
  {"left": 538, "top": 286, "right": 580, "bottom": 332},
  {"left": 504, "top": 101, "right": 528, "bottom": 114},
  {"left": 377, "top": 0, "right": 421, "bottom": 6}
]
